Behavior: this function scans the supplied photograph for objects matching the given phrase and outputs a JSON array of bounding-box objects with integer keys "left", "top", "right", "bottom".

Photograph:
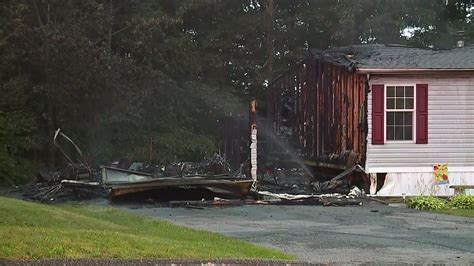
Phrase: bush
[
  {"left": 0, "top": 77, "right": 39, "bottom": 185},
  {"left": 448, "top": 195, "right": 474, "bottom": 210},
  {"left": 153, "top": 129, "right": 218, "bottom": 163},
  {"left": 407, "top": 196, "right": 446, "bottom": 210}
]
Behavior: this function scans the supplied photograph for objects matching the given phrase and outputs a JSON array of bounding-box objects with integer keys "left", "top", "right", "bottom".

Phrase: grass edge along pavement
[
  {"left": 0, "top": 196, "right": 294, "bottom": 260},
  {"left": 431, "top": 208, "right": 474, "bottom": 218}
]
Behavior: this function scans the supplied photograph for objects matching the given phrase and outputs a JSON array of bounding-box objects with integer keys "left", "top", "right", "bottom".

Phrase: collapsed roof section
[{"left": 311, "top": 44, "right": 474, "bottom": 73}]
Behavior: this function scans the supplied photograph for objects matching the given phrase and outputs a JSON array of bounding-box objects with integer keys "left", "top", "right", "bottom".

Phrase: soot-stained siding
[{"left": 267, "top": 56, "right": 367, "bottom": 165}]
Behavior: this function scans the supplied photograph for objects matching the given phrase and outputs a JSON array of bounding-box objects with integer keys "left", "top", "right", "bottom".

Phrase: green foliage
[
  {"left": 408, "top": 195, "right": 474, "bottom": 211},
  {"left": 407, "top": 196, "right": 447, "bottom": 210},
  {"left": 0, "top": 77, "right": 39, "bottom": 184},
  {"left": 153, "top": 129, "right": 217, "bottom": 163},
  {"left": 448, "top": 194, "right": 474, "bottom": 210}
]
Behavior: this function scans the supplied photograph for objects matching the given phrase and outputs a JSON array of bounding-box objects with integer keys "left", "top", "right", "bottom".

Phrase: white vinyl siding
[{"left": 366, "top": 75, "right": 474, "bottom": 173}]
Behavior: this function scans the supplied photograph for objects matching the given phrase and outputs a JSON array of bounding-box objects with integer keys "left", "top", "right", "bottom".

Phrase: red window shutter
[
  {"left": 372, "top": 84, "right": 384, "bottom": 145},
  {"left": 416, "top": 84, "right": 428, "bottom": 144}
]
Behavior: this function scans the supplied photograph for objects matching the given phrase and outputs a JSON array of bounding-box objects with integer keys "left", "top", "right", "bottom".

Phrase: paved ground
[{"left": 123, "top": 200, "right": 474, "bottom": 264}]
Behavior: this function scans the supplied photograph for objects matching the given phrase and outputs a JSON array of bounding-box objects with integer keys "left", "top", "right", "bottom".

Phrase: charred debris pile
[
  {"left": 18, "top": 129, "right": 367, "bottom": 207},
  {"left": 257, "top": 162, "right": 367, "bottom": 206},
  {"left": 20, "top": 129, "right": 105, "bottom": 202}
]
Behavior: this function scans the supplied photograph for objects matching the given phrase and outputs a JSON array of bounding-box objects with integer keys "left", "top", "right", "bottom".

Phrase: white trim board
[
  {"left": 366, "top": 166, "right": 474, "bottom": 173},
  {"left": 383, "top": 84, "right": 416, "bottom": 143}
]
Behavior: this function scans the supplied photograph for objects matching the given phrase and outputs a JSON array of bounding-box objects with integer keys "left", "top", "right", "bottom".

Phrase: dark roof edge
[{"left": 357, "top": 68, "right": 474, "bottom": 74}]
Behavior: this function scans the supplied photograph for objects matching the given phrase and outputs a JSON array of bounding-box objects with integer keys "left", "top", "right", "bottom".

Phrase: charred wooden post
[{"left": 249, "top": 98, "right": 258, "bottom": 186}]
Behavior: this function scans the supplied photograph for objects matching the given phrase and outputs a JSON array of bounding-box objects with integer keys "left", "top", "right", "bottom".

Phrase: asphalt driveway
[{"left": 124, "top": 200, "right": 473, "bottom": 264}]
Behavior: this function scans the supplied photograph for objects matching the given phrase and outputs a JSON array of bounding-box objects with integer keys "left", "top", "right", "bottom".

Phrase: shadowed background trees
[{"left": 0, "top": 0, "right": 472, "bottom": 183}]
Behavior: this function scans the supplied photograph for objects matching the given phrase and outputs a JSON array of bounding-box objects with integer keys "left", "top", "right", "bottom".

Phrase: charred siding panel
[
  {"left": 267, "top": 58, "right": 367, "bottom": 164},
  {"left": 366, "top": 76, "right": 474, "bottom": 173}
]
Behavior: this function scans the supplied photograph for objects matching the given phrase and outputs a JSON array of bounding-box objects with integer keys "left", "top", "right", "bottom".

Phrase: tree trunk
[
  {"left": 287, "top": 1, "right": 297, "bottom": 65},
  {"left": 47, "top": 100, "right": 56, "bottom": 170},
  {"left": 107, "top": 0, "right": 113, "bottom": 51},
  {"left": 264, "top": 0, "right": 274, "bottom": 83},
  {"left": 40, "top": 0, "right": 57, "bottom": 170}
]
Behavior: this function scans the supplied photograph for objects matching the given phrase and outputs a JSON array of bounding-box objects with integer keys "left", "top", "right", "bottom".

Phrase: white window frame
[{"left": 384, "top": 84, "right": 416, "bottom": 143}]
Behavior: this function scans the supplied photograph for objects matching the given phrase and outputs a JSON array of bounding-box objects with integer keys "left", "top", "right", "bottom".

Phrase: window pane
[
  {"left": 386, "top": 98, "right": 395, "bottom": 109},
  {"left": 396, "top": 86, "right": 404, "bottom": 97},
  {"left": 386, "top": 112, "right": 413, "bottom": 141},
  {"left": 394, "top": 126, "right": 404, "bottom": 140},
  {"left": 405, "top": 86, "right": 414, "bottom": 97},
  {"left": 387, "top": 112, "right": 395, "bottom": 125},
  {"left": 395, "top": 99, "right": 404, "bottom": 109},
  {"left": 387, "top": 87, "right": 395, "bottom": 97},
  {"left": 395, "top": 112, "right": 403, "bottom": 125},
  {"left": 404, "top": 112, "right": 413, "bottom": 126},
  {"left": 387, "top": 126, "right": 395, "bottom": 140},
  {"left": 405, "top": 98, "right": 414, "bottom": 109},
  {"left": 404, "top": 126, "right": 413, "bottom": 140}
]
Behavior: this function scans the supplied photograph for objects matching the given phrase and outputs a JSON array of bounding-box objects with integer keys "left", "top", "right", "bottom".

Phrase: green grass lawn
[
  {"left": 0, "top": 196, "right": 294, "bottom": 260},
  {"left": 432, "top": 209, "right": 474, "bottom": 218}
]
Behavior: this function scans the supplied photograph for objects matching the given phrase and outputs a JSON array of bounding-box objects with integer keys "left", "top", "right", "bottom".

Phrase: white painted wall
[
  {"left": 366, "top": 75, "right": 474, "bottom": 196},
  {"left": 373, "top": 172, "right": 473, "bottom": 196}
]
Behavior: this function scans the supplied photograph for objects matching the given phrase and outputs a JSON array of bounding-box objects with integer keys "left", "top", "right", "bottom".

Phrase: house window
[{"left": 386, "top": 86, "right": 414, "bottom": 141}]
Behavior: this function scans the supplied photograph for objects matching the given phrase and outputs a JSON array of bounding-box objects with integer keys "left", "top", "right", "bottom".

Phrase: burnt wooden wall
[{"left": 267, "top": 56, "right": 368, "bottom": 164}]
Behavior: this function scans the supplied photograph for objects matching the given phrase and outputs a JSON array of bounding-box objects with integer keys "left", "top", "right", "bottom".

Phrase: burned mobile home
[{"left": 267, "top": 44, "right": 474, "bottom": 196}]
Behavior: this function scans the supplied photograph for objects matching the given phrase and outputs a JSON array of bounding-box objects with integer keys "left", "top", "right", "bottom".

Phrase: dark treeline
[{"left": 0, "top": 0, "right": 472, "bottom": 183}]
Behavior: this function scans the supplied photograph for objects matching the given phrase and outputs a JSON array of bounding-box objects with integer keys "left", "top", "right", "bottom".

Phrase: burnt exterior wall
[{"left": 267, "top": 56, "right": 368, "bottom": 165}]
